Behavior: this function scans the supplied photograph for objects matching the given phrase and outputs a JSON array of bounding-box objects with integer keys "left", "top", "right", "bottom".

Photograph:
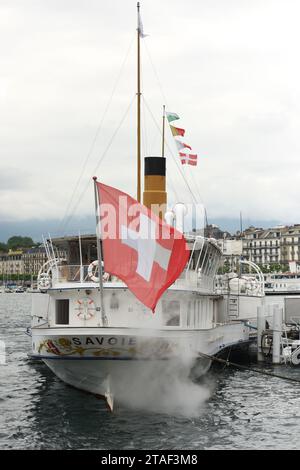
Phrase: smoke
[
  {"left": 112, "top": 356, "right": 213, "bottom": 418},
  {"left": 108, "top": 281, "right": 216, "bottom": 416}
]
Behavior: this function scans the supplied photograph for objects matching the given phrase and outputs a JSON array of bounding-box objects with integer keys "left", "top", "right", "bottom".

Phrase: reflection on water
[{"left": 1, "top": 293, "right": 300, "bottom": 449}]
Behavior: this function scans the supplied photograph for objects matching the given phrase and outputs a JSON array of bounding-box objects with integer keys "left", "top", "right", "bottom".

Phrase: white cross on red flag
[
  {"left": 179, "top": 152, "right": 198, "bottom": 166},
  {"left": 96, "top": 182, "right": 189, "bottom": 312}
]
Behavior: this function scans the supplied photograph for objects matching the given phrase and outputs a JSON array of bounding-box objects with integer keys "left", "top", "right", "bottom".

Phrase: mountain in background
[{"left": 0, "top": 216, "right": 283, "bottom": 243}]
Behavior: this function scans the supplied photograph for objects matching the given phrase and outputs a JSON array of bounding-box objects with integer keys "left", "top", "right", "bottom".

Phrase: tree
[
  {"left": 269, "top": 263, "right": 283, "bottom": 273},
  {"left": 218, "top": 265, "right": 231, "bottom": 274},
  {"left": 7, "top": 236, "right": 35, "bottom": 250},
  {"left": 257, "top": 264, "right": 270, "bottom": 273},
  {"left": 0, "top": 242, "right": 7, "bottom": 252}
]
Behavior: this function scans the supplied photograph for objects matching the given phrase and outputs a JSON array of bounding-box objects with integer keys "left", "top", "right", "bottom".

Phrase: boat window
[
  {"left": 56, "top": 299, "right": 69, "bottom": 324},
  {"left": 162, "top": 300, "right": 180, "bottom": 326}
]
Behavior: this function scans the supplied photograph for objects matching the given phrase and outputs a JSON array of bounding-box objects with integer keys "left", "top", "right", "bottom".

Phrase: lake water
[{"left": 1, "top": 293, "right": 300, "bottom": 450}]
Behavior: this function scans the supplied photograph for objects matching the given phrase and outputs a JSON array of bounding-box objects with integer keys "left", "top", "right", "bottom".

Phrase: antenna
[{"left": 162, "top": 105, "right": 165, "bottom": 157}]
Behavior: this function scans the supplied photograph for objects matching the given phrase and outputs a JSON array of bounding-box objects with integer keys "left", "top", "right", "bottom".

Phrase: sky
[{"left": 1, "top": 0, "right": 300, "bottom": 241}]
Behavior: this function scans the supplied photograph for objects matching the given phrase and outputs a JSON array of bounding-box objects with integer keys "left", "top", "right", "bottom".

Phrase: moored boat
[{"left": 30, "top": 4, "right": 257, "bottom": 411}]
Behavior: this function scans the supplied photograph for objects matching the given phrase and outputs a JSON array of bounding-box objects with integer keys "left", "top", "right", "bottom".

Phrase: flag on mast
[
  {"left": 179, "top": 152, "right": 198, "bottom": 166},
  {"left": 170, "top": 125, "right": 185, "bottom": 137},
  {"left": 175, "top": 140, "right": 192, "bottom": 151},
  {"left": 166, "top": 109, "right": 198, "bottom": 167},
  {"left": 95, "top": 182, "right": 189, "bottom": 312},
  {"left": 166, "top": 112, "right": 180, "bottom": 123},
  {"left": 138, "top": 6, "right": 148, "bottom": 38}
]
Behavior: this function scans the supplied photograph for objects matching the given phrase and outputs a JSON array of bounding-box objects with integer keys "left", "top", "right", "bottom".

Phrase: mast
[
  {"left": 78, "top": 231, "right": 83, "bottom": 283},
  {"left": 240, "top": 211, "right": 243, "bottom": 236},
  {"left": 137, "top": 2, "right": 141, "bottom": 202},
  {"left": 93, "top": 177, "right": 107, "bottom": 327},
  {"left": 161, "top": 105, "right": 165, "bottom": 157}
]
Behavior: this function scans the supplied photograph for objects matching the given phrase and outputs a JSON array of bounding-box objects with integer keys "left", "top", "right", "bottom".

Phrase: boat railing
[
  {"left": 175, "top": 270, "right": 198, "bottom": 288},
  {"left": 175, "top": 269, "right": 214, "bottom": 292},
  {"left": 179, "top": 235, "right": 221, "bottom": 292},
  {"left": 49, "top": 263, "right": 216, "bottom": 292},
  {"left": 214, "top": 261, "right": 265, "bottom": 297},
  {"left": 54, "top": 265, "right": 92, "bottom": 283},
  {"left": 198, "top": 273, "right": 215, "bottom": 292},
  {"left": 214, "top": 279, "right": 264, "bottom": 297},
  {"left": 52, "top": 264, "right": 122, "bottom": 285}
]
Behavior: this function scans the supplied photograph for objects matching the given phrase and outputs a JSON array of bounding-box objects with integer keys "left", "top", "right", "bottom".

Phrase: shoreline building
[
  {"left": 201, "top": 223, "right": 300, "bottom": 273},
  {"left": 280, "top": 225, "right": 300, "bottom": 267},
  {"left": 0, "top": 245, "right": 67, "bottom": 281},
  {"left": 242, "top": 226, "right": 283, "bottom": 267},
  {"left": 0, "top": 250, "right": 24, "bottom": 279},
  {"left": 22, "top": 246, "right": 48, "bottom": 276}
]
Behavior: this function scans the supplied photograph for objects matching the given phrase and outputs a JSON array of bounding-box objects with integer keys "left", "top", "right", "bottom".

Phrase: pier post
[
  {"left": 257, "top": 306, "right": 265, "bottom": 362},
  {"left": 272, "top": 305, "right": 282, "bottom": 365}
]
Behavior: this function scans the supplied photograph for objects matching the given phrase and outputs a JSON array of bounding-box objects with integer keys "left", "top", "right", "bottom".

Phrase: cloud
[
  {"left": 0, "top": 168, "right": 31, "bottom": 192},
  {"left": 1, "top": 0, "right": 300, "bottom": 234}
]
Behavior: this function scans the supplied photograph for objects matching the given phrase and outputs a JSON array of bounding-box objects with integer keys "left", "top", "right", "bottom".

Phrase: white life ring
[
  {"left": 88, "top": 260, "right": 110, "bottom": 282},
  {"left": 75, "top": 297, "right": 96, "bottom": 320},
  {"left": 38, "top": 272, "right": 51, "bottom": 289},
  {"left": 88, "top": 260, "right": 100, "bottom": 282}
]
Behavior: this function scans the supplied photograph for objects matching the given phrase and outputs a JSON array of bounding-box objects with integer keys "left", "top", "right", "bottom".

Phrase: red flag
[
  {"left": 175, "top": 140, "right": 192, "bottom": 151},
  {"left": 96, "top": 182, "right": 189, "bottom": 312},
  {"left": 170, "top": 125, "right": 185, "bottom": 137},
  {"left": 179, "top": 152, "right": 198, "bottom": 166}
]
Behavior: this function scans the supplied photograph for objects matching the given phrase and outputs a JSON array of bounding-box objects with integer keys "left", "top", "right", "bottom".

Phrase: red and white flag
[
  {"left": 165, "top": 110, "right": 199, "bottom": 166},
  {"left": 175, "top": 140, "right": 192, "bottom": 152},
  {"left": 179, "top": 152, "right": 198, "bottom": 166},
  {"left": 96, "top": 182, "right": 189, "bottom": 312}
]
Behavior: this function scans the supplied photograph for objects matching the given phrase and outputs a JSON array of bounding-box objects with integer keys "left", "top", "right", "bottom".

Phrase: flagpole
[
  {"left": 161, "top": 105, "right": 165, "bottom": 157},
  {"left": 78, "top": 230, "right": 83, "bottom": 283},
  {"left": 93, "top": 176, "right": 107, "bottom": 327},
  {"left": 137, "top": 2, "right": 141, "bottom": 202}
]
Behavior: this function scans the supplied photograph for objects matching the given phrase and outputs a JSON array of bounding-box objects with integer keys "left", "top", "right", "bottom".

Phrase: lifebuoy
[
  {"left": 38, "top": 272, "right": 51, "bottom": 289},
  {"left": 75, "top": 297, "right": 96, "bottom": 320},
  {"left": 88, "top": 260, "right": 99, "bottom": 282},
  {"left": 87, "top": 260, "right": 110, "bottom": 282}
]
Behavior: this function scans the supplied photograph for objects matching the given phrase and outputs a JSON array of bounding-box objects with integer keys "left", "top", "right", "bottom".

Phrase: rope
[
  {"left": 143, "top": 41, "right": 206, "bottom": 212},
  {"left": 58, "top": 34, "right": 135, "bottom": 232},
  {"left": 62, "top": 94, "right": 136, "bottom": 231},
  {"left": 143, "top": 41, "right": 169, "bottom": 108},
  {"left": 142, "top": 97, "right": 198, "bottom": 205},
  {"left": 140, "top": 97, "right": 179, "bottom": 202},
  {"left": 188, "top": 166, "right": 205, "bottom": 206},
  {"left": 198, "top": 351, "right": 300, "bottom": 384}
]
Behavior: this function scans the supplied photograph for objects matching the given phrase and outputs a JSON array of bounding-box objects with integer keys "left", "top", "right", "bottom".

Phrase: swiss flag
[{"left": 96, "top": 182, "right": 190, "bottom": 311}]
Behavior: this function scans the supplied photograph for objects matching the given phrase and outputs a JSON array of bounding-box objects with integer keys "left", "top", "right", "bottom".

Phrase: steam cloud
[{"left": 112, "top": 355, "right": 213, "bottom": 417}]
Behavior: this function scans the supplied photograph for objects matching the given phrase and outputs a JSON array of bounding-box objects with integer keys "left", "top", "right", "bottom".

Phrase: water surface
[{"left": 1, "top": 293, "right": 300, "bottom": 450}]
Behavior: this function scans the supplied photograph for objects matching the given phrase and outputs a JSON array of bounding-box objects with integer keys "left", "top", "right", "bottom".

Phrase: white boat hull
[
  {"left": 42, "top": 357, "right": 210, "bottom": 399},
  {"left": 32, "top": 323, "right": 249, "bottom": 401}
]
